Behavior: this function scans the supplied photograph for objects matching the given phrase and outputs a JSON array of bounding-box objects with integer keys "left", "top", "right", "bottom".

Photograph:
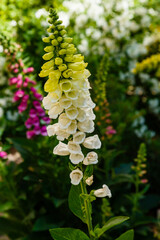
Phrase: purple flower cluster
[{"left": 8, "top": 59, "right": 50, "bottom": 139}]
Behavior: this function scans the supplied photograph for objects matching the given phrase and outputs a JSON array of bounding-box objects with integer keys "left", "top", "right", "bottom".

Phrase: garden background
[{"left": 0, "top": 0, "right": 160, "bottom": 239}]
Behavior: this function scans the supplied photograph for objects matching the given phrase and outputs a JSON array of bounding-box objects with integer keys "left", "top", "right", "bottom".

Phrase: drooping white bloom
[
  {"left": 86, "top": 175, "right": 93, "bottom": 186},
  {"left": 68, "top": 141, "right": 81, "bottom": 154},
  {"left": 78, "top": 119, "right": 94, "bottom": 133},
  {"left": 73, "top": 131, "right": 86, "bottom": 144},
  {"left": 83, "top": 135, "right": 101, "bottom": 149},
  {"left": 83, "top": 152, "right": 98, "bottom": 165},
  {"left": 53, "top": 142, "right": 70, "bottom": 156},
  {"left": 48, "top": 102, "right": 63, "bottom": 119},
  {"left": 94, "top": 184, "right": 112, "bottom": 198},
  {"left": 70, "top": 169, "right": 83, "bottom": 185},
  {"left": 58, "top": 113, "right": 72, "bottom": 129},
  {"left": 69, "top": 152, "right": 84, "bottom": 164}
]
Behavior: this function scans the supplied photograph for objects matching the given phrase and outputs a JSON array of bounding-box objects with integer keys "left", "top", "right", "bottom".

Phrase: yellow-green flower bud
[
  {"left": 51, "top": 39, "right": 58, "bottom": 46},
  {"left": 59, "top": 49, "right": 67, "bottom": 55},
  {"left": 57, "top": 25, "right": 65, "bottom": 30},
  {"left": 55, "top": 20, "right": 63, "bottom": 25},
  {"left": 55, "top": 57, "right": 63, "bottom": 65},
  {"left": 64, "top": 55, "right": 74, "bottom": 62},
  {"left": 57, "top": 37, "right": 63, "bottom": 42},
  {"left": 47, "top": 26, "right": 52, "bottom": 33},
  {"left": 60, "top": 30, "right": 67, "bottom": 36},
  {"left": 43, "top": 52, "right": 54, "bottom": 60},
  {"left": 41, "top": 60, "right": 54, "bottom": 70},
  {"left": 66, "top": 47, "right": 77, "bottom": 55},
  {"left": 50, "top": 34, "right": 55, "bottom": 39},
  {"left": 58, "top": 64, "right": 67, "bottom": 72},
  {"left": 44, "top": 78, "right": 59, "bottom": 92},
  {"left": 49, "top": 70, "right": 61, "bottom": 81},
  {"left": 61, "top": 42, "right": 69, "bottom": 48},
  {"left": 68, "top": 62, "right": 87, "bottom": 71},
  {"left": 64, "top": 37, "right": 73, "bottom": 43},
  {"left": 63, "top": 69, "right": 73, "bottom": 78},
  {"left": 39, "top": 67, "right": 54, "bottom": 77},
  {"left": 42, "top": 37, "right": 50, "bottom": 43},
  {"left": 44, "top": 46, "right": 54, "bottom": 52},
  {"left": 73, "top": 54, "right": 84, "bottom": 62},
  {"left": 53, "top": 30, "right": 58, "bottom": 35}
]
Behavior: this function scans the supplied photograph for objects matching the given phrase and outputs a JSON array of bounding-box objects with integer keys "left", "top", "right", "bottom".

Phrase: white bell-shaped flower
[
  {"left": 94, "top": 184, "right": 112, "bottom": 198},
  {"left": 47, "top": 123, "right": 58, "bottom": 136},
  {"left": 69, "top": 152, "right": 84, "bottom": 164},
  {"left": 59, "top": 96, "right": 72, "bottom": 109},
  {"left": 73, "top": 131, "right": 86, "bottom": 144},
  {"left": 58, "top": 113, "right": 72, "bottom": 129},
  {"left": 78, "top": 119, "right": 94, "bottom": 133},
  {"left": 60, "top": 79, "right": 72, "bottom": 92},
  {"left": 66, "top": 120, "right": 77, "bottom": 134},
  {"left": 48, "top": 102, "right": 63, "bottom": 119},
  {"left": 77, "top": 109, "right": 86, "bottom": 122},
  {"left": 48, "top": 86, "right": 62, "bottom": 103},
  {"left": 83, "top": 152, "right": 98, "bottom": 165},
  {"left": 43, "top": 94, "right": 54, "bottom": 110},
  {"left": 70, "top": 168, "right": 83, "bottom": 185},
  {"left": 83, "top": 135, "right": 101, "bottom": 149},
  {"left": 53, "top": 142, "right": 70, "bottom": 156},
  {"left": 68, "top": 141, "right": 81, "bottom": 154},
  {"left": 65, "top": 89, "right": 79, "bottom": 100},
  {"left": 66, "top": 106, "right": 78, "bottom": 120},
  {"left": 86, "top": 175, "right": 93, "bottom": 186},
  {"left": 72, "top": 95, "right": 87, "bottom": 108},
  {"left": 86, "top": 108, "right": 96, "bottom": 120}
]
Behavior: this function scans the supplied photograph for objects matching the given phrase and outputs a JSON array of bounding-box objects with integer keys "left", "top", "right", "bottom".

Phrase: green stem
[{"left": 80, "top": 180, "right": 94, "bottom": 240}]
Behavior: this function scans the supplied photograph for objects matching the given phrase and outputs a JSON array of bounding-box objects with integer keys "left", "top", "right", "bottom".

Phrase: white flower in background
[
  {"left": 35, "top": 8, "right": 48, "bottom": 19},
  {"left": 86, "top": 175, "right": 93, "bottom": 186},
  {"left": 70, "top": 169, "right": 83, "bottom": 185},
  {"left": 0, "top": 107, "right": 3, "bottom": 118},
  {"left": 94, "top": 184, "right": 112, "bottom": 198}
]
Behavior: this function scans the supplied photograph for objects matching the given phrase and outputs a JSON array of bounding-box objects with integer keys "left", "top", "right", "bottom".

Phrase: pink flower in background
[
  {"left": 27, "top": 130, "right": 36, "bottom": 139},
  {"left": 8, "top": 55, "right": 49, "bottom": 139},
  {"left": 106, "top": 126, "right": 116, "bottom": 136},
  {"left": 0, "top": 151, "right": 7, "bottom": 159}
]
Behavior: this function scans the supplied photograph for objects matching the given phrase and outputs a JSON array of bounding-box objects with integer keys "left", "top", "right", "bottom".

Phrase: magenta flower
[
  {"left": 0, "top": 151, "right": 7, "bottom": 159},
  {"left": 33, "top": 100, "right": 42, "bottom": 110},
  {"left": 13, "top": 68, "right": 19, "bottom": 73},
  {"left": 41, "top": 126, "right": 47, "bottom": 136},
  {"left": 34, "top": 126, "right": 41, "bottom": 135},
  {"left": 29, "top": 109, "right": 37, "bottom": 118},
  {"left": 42, "top": 117, "right": 51, "bottom": 124},
  {"left": 9, "top": 77, "right": 18, "bottom": 85},
  {"left": 25, "top": 118, "right": 33, "bottom": 128},
  {"left": 26, "top": 130, "right": 36, "bottom": 139}
]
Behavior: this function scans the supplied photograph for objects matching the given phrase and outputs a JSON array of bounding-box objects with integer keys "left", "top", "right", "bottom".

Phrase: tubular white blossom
[
  {"left": 83, "top": 135, "right": 101, "bottom": 149},
  {"left": 70, "top": 168, "right": 83, "bottom": 185},
  {"left": 86, "top": 175, "right": 93, "bottom": 186},
  {"left": 94, "top": 184, "right": 112, "bottom": 198},
  {"left": 53, "top": 142, "right": 70, "bottom": 156},
  {"left": 83, "top": 152, "right": 98, "bottom": 165}
]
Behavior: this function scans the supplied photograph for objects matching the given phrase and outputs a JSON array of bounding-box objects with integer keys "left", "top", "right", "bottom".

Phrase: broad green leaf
[
  {"left": 115, "top": 229, "right": 134, "bottom": 240},
  {"left": 84, "top": 165, "right": 93, "bottom": 178},
  {"left": 94, "top": 216, "right": 129, "bottom": 238},
  {"left": 50, "top": 228, "right": 90, "bottom": 240},
  {"left": 68, "top": 185, "right": 87, "bottom": 223}
]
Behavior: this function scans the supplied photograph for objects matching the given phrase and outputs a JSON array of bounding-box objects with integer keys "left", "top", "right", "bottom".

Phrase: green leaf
[
  {"left": 115, "top": 229, "right": 134, "bottom": 240},
  {"left": 94, "top": 216, "right": 129, "bottom": 238},
  {"left": 84, "top": 165, "right": 93, "bottom": 179},
  {"left": 68, "top": 185, "right": 87, "bottom": 223},
  {"left": 50, "top": 228, "right": 90, "bottom": 240}
]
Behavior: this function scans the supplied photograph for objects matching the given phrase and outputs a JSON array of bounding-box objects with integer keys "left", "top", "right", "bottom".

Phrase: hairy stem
[{"left": 80, "top": 180, "right": 95, "bottom": 240}]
